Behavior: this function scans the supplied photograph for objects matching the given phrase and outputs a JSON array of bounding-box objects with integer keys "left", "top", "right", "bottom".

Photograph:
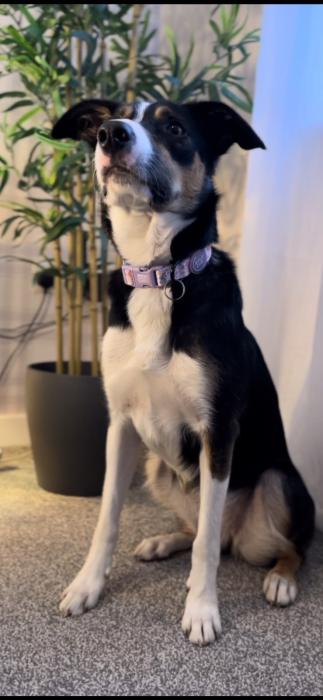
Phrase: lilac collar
[{"left": 121, "top": 245, "right": 212, "bottom": 291}]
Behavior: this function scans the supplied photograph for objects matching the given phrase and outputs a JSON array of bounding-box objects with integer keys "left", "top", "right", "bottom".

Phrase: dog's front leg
[
  {"left": 59, "top": 419, "right": 142, "bottom": 617},
  {"left": 182, "top": 428, "right": 237, "bottom": 645}
]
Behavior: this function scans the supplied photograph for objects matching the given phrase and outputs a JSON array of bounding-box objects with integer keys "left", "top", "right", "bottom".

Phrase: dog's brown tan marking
[
  {"left": 155, "top": 105, "right": 172, "bottom": 120},
  {"left": 269, "top": 551, "right": 302, "bottom": 580},
  {"left": 118, "top": 104, "right": 136, "bottom": 120},
  {"left": 153, "top": 145, "right": 206, "bottom": 214},
  {"left": 264, "top": 550, "right": 302, "bottom": 606},
  {"left": 180, "top": 153, "right": 206, "bottom": 210},
  {"left": 79, "top": 106, "right": 113, "bottom": 145}
]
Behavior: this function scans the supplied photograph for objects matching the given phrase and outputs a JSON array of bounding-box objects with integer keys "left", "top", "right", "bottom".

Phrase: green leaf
[
  {"left": 0, "top": 91, "right": 27, "bottom": 99},
  {"left": 182, "top": 37, "right": 195, "bottom": 76},
  {"left": 16, "top": 105, "right": 42, "bottom": 126},
  {"left": 210, "top": 19, "right": 222, "bottom": 42},
  {"left": 0, "top": 155, "right": 10, "bottom": 193},
  {"left": 36, "top": 132, "right": 76, "bottom": 151},
  {"left": 45, "top": 216, "right": 81, "bottom": 244},
  {"left": 51, "top": 89, "right": 64, "bottom": 117},
  {"left": 5, "top": 26, "right": 36, "bottom": 55},
  {"left": 0, "top": 201, "right": 45, "bottom": 222},
  {"left": 12, "top": 127, "right": 37, "bottom": 144},
  {"left": 164, "top": 26, "right": 180, "bottom": 76},
  {"left": 0, "top": 169, "right": 9, "bottom": 193},
  {"left": 1, "top": 215, "right": 20, "bottom": 237},
  {"left": 27, "top": 196, "right": 74, "bottom": 211},
  {"left": 226, "top": 80, "right": 253, "bottom": 108},
  {"left": 229, "top": 17, "right": 249, "bottom": 41},
  {"left": 220, "top": 6, "right": 229, "bottom": 32},
  {"left": 8, "top": 106, "right": 42, "bottom": 138},
  {"left": 19, "top": 5, "right": 40, "bottom": 29},
  {"left": 220, "top": 84, "right": 252, "bottom": 113},
  {"left": 207, "top": 81, "right": 221, "bottom": 102},
  {"left": 4, "top": 99, "right": 34, "bottom": 112}
]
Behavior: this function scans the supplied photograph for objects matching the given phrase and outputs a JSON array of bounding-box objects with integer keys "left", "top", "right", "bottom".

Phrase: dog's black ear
[
  {"left": 186, "top": 101, "right": 265, "bottom": 164},
  {"left": 52, "top": 99, "right": 120, "bottom": 148}
]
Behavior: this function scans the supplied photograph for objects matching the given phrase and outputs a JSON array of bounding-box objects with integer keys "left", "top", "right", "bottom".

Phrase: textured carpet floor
[{"left": 0, "top": 447, "right": 322, "bottom": 696}]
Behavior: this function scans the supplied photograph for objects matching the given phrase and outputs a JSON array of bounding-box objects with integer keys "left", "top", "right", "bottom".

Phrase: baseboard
[{"left": 0, "top": 414, "right": 30, "bottom": 447}]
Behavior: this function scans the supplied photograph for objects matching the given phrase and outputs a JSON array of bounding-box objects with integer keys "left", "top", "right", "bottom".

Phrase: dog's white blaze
[
  {"left": 134, "top": 101, "right": 151, "bottom": 122},
  {"left": 111, "top": 117, "right": 152, "bottom": 163},
  {"left": 94, "top": 144, "right": 109, "bottom": 189},
  {"left": 94, "top": 105, "right": 152, "bottom": 192}
]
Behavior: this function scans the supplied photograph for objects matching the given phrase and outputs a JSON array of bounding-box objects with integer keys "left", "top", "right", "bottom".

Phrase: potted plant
[{"left": 0, "top": 3, "right": 259, "bottom": 496}]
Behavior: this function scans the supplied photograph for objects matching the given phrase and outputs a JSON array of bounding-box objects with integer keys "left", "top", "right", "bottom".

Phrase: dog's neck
[{"left": 107, "top": 189, "right": 219, "bottom": 267}]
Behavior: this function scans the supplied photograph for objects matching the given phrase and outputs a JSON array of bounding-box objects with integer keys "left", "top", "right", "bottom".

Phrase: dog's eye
[{"left": 166, "top": 120, "right": 185, "bottom": 137}]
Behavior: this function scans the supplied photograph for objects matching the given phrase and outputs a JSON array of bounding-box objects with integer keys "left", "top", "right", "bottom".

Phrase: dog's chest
[{"left": 101, "top": 289, "right": 210, "bottom": 466}]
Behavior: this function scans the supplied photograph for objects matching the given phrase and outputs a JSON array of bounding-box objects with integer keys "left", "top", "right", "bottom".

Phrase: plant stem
[
  {"left": 53, "top": 239, "right": 64, "bottom": 374},
  {"left": 126, "top": 4, "right": 143, "bottom": 103},
  {"left": 65, "top": 35, "right": 77, "bottom": 376},
  {"left": 88, "top": 189, "right": 99, "bottom": 376},
  {"left": 67, "top": 233, "right": 76, "bottom": 375},
  {"left": 74, "top": 176, "right": 84, "bottom": 375},
  {"left": 74, "top": 36, "right": 84, "bottom": 374}
]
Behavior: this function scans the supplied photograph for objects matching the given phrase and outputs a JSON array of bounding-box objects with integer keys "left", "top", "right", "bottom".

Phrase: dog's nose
[{"left": 98, "top": 121, "right": 134, "bottom": 151}]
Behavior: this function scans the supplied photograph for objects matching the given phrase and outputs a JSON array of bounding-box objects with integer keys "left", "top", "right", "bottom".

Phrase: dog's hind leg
[
  {"left": 134, "top": 453, "right": 198, "bottom": 561},
  {"left": 134, "top": 531, "right": 194, "bottom": 561},
  {"left": 263, "top": 551, "right": 301, "bottom": 606},
  {"left": 231, "top": 468, "right": 314, "bottom": 607}
]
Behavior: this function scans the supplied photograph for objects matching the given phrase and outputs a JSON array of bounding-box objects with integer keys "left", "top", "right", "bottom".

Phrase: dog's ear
[
  {"left": 186, "top": 101, "right": 265, "bottom": 164},
  {"left": 52, "top": 99, "right": 120, "bottom": 148}
]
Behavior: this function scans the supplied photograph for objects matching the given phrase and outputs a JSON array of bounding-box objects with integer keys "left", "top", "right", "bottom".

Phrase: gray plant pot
[{"left": 26, "top": 362, "right": 109, "bottom": 497}]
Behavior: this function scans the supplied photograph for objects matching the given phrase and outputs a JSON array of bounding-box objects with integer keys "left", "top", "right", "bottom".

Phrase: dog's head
[{"left": 52, "top": 99, "right": 265, "bottom": 216}]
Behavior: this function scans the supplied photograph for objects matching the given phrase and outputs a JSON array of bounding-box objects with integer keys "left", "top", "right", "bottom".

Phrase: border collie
[{"left": 52, "top": 99, "right": 315, "bottom": 645}]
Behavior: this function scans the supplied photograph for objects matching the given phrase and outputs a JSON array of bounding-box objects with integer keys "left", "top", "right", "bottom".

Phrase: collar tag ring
[{"left": 164, "top": 279, "right": 185, "bottom": 301}]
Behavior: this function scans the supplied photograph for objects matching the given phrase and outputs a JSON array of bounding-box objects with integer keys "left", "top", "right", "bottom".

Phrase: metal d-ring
[{"left": 164, "top": 279, "right": 186, "bottom": 301}]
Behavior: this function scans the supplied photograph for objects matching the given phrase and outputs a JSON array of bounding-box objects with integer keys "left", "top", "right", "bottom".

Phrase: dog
[{"left": 52, "top": 98, "right": 315, "bottom": 645}]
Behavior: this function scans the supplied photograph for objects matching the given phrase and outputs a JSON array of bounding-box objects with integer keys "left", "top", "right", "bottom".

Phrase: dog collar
[{"left": 121, "top": 245, "right": 212, "bottom": 291}]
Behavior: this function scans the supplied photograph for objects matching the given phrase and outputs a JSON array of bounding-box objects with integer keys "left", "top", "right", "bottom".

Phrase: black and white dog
[{"left": 53, "top": 99, "right": 315, "bottom": 645}]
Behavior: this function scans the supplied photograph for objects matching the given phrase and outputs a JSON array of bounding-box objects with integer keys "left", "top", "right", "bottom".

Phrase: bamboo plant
[{"left": 0, "top": 4, "right": 259, "bottom": 377}]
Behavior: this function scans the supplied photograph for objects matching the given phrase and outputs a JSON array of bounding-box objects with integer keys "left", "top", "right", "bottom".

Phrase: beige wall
[{"left": 0, "top": 4, "right": 263, "bottom": 422}]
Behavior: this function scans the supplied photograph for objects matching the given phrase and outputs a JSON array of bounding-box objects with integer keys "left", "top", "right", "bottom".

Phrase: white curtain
[{"left": 239, "top": 4, "right": 323, "bottom": 529}]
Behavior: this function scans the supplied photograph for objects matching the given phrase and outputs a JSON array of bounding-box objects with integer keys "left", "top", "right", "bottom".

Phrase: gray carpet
[{"left": 0, "top": 447, "right": 322, "bottom": 696}]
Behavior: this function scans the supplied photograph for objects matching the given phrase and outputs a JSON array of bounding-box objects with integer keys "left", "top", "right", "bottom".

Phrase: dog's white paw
[
  {"left": 134, "top": 535, "right": 175, "bottom": 561},
  {"left": 182, "top": 592, "right": 222, "bottom": 646},
  {"left": 59, "top": 568, "right": 105, "bottom": 617},
  {"left": 263, "top": 571, "right": 298, "bottom": 607}
]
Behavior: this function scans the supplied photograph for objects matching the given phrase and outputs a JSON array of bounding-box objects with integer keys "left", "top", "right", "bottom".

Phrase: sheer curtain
[{"left": 239, "top": 4, "right": 323, "bottom": 529}]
